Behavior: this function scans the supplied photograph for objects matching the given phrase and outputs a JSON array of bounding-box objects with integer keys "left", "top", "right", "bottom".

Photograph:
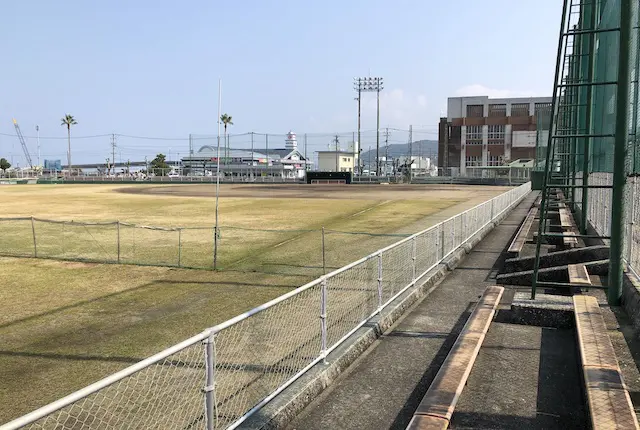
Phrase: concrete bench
[
  {"left": 508, "top": 206, "right": 538, "bottom": 256},
  {"left": 573, "top": 295, "right": 639, "bottom": 430},
  {"left": 563, "top": 229, "right": 579, "bottom": 248},
  {"left": 568, "top": 263, "right": 591, "bottom": 286},
  {"left": 406, "top": 286, "right": 504, "bottom": 430},
  {"left": 559, "top": 207, "right": 573, "bottom": 229}
]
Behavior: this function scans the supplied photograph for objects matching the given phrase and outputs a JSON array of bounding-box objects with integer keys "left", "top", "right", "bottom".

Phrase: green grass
[{"left": 0, "top": 184, "right": 504, "bottom": 423}]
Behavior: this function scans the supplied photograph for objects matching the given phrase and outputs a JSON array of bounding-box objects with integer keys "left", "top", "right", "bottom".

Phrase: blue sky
[{"left": 1, "top": 0, "right": 561, "bottom": 166}]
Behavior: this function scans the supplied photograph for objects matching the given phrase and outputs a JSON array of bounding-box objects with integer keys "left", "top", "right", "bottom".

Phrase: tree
[
  {"left": 61, "top": 114, "right": 78, "bottom": 173},
  {"left": 220, "top": 114, "right": 233, "bottom": 164},
  {"left": 0, "top": 158, "right": 11, "bottom": 175},
  {"left": 150, "top": 153, "right": 170, "bottom": 176}
]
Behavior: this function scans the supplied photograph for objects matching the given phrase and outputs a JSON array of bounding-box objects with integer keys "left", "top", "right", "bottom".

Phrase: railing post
[
  {"left": 377, "top": 253, "right": 383, "bottom": 312},
  {"left": 31, "top": 216, "right": 37, "bottom": 257},
  {"left": 178, "top": 228, "right": 182, "bottom": 267},
  {"left": 320, "top": 277, "right": 328, "bottom": 363},
  {"left": 203, "top": 332, "right": 216, "bottom": 430},
  {"left": 411, "top": 236, "right": 417, "bottom": 282},
  {"left": 116, "top": 221, "right": 121, "bottom": 264}
]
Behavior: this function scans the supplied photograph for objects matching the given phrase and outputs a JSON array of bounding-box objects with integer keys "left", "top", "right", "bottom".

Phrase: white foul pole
[{"left": 214, "top": 78, "right": 222, "bottom": 269}]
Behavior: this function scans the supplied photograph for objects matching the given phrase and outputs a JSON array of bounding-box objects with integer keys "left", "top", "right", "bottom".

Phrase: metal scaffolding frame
[{"left": 532, "top": 0, "right": 639, "bottom": 304}]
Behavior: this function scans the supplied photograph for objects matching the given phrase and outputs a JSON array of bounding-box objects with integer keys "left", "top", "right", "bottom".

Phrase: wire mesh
[
  {"left": 325, "top": 257, "right": 379, "bottom": 347},
  {"left": 212, "top": 282, "right": 322, "bottom": 429},
  {"left": 627, "top": 177, "right": 640, "bottom": 276},
  {"left": 178, "top": 227, "right": 215, "bottom": 269},
  {"left": 22, "top": 340, "right": 206, "bottom": 430},
  {"left": 380, "top": 240, "right": 415, "bottom": 304},
  {"left": 119, "top": 223, "right": 179, "bottom": 267},
  {"left": 415, "top": 226, "right": 440, "bottom": 276},
  {"left": 0, "top": 217, "right": 34, "bottom": 257}
]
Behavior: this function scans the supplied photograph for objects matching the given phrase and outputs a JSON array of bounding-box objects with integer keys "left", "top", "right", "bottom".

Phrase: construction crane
[{"left": 12, "top": 119, "right": 34, "bottom": 169}]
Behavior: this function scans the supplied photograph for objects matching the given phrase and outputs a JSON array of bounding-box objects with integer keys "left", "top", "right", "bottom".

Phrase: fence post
[
  {"left": 178, "top": 228, "right": 182, "bottom": 267},
  {"left": 321, "top": 227, "right": 326, "bottom": 275},
  {"left": 320, "top": 277, "right": 328, "bottom": 363},
  {"left": 377, "top": 252, "right": 383, "bottom": 312},
  {"left": 204, "top": 332, "right": 216, "bottom": 430},
  {"left": 411, "top": 236, "right": 417, "bottom": 282},
  {"left": 31, "top": 216, "right": 37, "bottom": 257},
  {"left": 117, "top": 221, "right": 121, "bottom": 264}
]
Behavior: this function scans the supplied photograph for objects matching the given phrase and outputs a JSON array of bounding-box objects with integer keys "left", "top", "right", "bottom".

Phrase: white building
[{"left": 182, "top": 131, "right": 312, "bottom": 179}]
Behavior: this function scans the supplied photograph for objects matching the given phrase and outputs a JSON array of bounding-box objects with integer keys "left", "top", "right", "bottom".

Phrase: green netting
[{"left": 536, "top": 0, "right": 640, "bottom": 274}]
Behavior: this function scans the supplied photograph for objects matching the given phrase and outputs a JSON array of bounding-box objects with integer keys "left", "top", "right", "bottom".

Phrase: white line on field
[
  {"left": 273, "top": 237, "right": 298, "bottom": 248},
  {"left": 350, "top": 200, "right": 392, "bottom": 218}
]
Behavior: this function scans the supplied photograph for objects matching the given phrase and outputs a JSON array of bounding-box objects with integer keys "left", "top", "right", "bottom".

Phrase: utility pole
[
  {"left": 333, "top": 134, "right": 340, "bottom": 172},
  {"left": 408, "top": 125, "right": 413, "bottom": 183},
  {"left": 110, "top": 134, "right": 117, "bottom": 175},
  {"left": 384, "top": 128, "right": 390, "bottom": 177},
  {"left": 376, "top": 86, "right": 381, "bottom": 176},
  {"left": 304, "top": 133, "right": 308, "bottom": 172},
  {"left": 251, "top": 132, "right": 254, "bottom": 179},
  {"left": 368, "top": 145, "right": 372, "bottom": 175},
  {"left": 36, "top": 125, "right": 40, "bottom": 169}
]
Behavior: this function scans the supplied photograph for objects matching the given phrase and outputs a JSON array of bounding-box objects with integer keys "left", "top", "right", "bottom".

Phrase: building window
[
  {"left": 343, "top": 157, "right": 348, "bottom": 162},
  {"left": 488, "top": 125, "right": 505, "bottom": 140},
  {"left": 487, "top": 154, "right": 504, "bottom": 166},
  {"left": 465, "top": 156, "right": 482, "bottom": 167},
  {"left": 534, "top": 102, "right": 551, "bottom": 117},
  {"left": 466, "top": 125, "right": 483, "bottom": 144},
  {"left": 488, "top": 104, "right": 506, "bottom": 117},
  {"left": 511, "top": 103, "right": 530, "bottom": 117},
  {"left": 466, "top": 104, "right": 484, "bottom": 118}
]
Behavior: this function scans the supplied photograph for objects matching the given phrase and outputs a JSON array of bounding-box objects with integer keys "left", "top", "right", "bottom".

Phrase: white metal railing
[{"left": 0, "top": 182, "right": 532, "bottom": 430}]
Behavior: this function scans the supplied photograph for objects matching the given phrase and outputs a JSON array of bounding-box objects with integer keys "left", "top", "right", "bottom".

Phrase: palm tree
[
  {"left": 220, "top": 114, "right": 233, "bottom": 164},
  {"left": 61, "top": 114, "right": 77, "bottom": 173}
]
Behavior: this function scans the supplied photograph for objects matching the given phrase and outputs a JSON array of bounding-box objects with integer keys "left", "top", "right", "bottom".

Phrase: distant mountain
[{"left": 360, "top": 140, "right": 438, "bottom": 166}]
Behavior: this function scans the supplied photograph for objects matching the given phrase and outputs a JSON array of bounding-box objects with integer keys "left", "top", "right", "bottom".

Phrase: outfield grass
[{"left": 0, "top": 184, "right": 507, "bottom": 423}]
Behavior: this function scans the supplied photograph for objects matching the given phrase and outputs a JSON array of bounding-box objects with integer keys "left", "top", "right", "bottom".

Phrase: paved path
[{"left": 286, "top": 192, "right": 542, "bottom": 430}]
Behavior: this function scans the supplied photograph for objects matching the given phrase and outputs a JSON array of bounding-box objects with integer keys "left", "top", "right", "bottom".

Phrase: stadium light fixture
[{"left": 354, "top": 76, "right": 383, "bottom": 175}]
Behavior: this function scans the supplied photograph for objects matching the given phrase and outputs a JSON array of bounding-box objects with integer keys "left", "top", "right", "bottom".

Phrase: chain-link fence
[
  {"left": 625, "top": 176, "right": 639, "bottom": 277},
  {"left": 0, "top": 218, "right": 416, "bottom": 274},
  {"left": 1, "top": 183, "right": 531, "bottom": 430},
  {"left": 0, "top": 218, "right": 215, "bottom": 269}
]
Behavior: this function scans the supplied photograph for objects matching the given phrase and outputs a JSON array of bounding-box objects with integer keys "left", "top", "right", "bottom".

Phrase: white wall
[{"left": 512, "top": 131, "right": 537, "bottom": 148}]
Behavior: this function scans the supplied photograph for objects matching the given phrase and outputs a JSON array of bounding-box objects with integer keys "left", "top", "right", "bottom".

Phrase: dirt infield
[{"left": 117, "top": 183, "right": 511, "bottom": 201}]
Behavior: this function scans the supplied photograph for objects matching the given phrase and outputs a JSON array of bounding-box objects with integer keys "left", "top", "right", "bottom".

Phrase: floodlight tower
[{"left": 354, "top": 76, "right": 383, "bottom": 175}]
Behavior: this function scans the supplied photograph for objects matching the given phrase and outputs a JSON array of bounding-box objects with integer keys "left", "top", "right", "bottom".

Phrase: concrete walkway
[{"left": 286, "top": 193, "right": 540, "bottom": 430}]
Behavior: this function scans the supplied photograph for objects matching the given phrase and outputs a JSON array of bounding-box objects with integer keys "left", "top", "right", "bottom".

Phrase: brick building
[{"left": 438, "top": 96, "right": 551, "bottom": 175}]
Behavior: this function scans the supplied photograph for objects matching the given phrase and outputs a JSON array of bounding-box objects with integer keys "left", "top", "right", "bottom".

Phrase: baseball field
[{"left": 0, "top": 183, "right": 509, "bottom": 423}]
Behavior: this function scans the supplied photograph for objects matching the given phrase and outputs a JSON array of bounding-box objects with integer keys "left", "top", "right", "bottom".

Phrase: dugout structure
[{"left": 306, "top": 171, "right": 352, "bottom": 184}]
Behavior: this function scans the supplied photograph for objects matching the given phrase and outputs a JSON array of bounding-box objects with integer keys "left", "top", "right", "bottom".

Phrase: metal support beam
[
  {"left": 581, "top": 0, "right": 596, "bottom": 234},
  {"left": 532, "top": 0, "right": 569, "bottom": 300},
  {"left": 609, "top": 0, "right": 631, "bottom": 305}
]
